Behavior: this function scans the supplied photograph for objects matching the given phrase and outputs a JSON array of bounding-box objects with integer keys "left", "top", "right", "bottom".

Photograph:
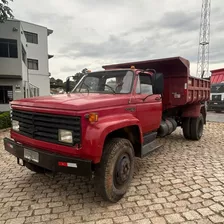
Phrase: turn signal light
[
  {"left": 131, "top": 66, "right": 135, "bottom": 69},
  {"left": 85, "top": 113, "right": 98, "bottom": 123}
]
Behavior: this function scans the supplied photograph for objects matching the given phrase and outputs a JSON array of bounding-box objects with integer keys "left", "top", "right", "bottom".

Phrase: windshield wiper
[
  {"left": 101, "top": 84, "right": 116, "bottom": 94},
  {"left": 81, "top": 83, "right": 90, "bottom": 94}
]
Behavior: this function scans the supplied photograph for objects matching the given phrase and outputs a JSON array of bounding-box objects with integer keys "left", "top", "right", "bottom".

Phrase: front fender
[{"left": 83, "top": 113, "right": 143, "bottom": 163}]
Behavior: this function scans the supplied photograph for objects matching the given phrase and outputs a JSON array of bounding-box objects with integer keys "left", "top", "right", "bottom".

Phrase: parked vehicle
[
  {"left": 4, "top": 57, "right": 210, "bottom": 202},
  {"left": 208, "top": 68, "right": 224, "bottom": 112},
  {"left": 208, "top": 83, "right": 224, "bottom": 112}
]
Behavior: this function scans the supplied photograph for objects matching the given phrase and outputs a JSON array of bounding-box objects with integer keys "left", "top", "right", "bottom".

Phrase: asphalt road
[{"left": 207, "top": 111, "right": 224, "bottom": 123}]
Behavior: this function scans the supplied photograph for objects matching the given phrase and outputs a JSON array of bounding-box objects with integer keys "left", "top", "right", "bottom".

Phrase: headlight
[
  {"left": 12, "top": 120, "right": 19, "bottom": 131},
  {"left": 58, "top": 129, "right": 73, "bottom": 144},
  {"left": 9, "top": 104, "right": 12, "bottom": 121}
]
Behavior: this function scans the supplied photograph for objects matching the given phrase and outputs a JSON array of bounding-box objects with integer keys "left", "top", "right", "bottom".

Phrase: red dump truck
[{"left": 4, "top": 57, "right": 210, "bottom": 202}]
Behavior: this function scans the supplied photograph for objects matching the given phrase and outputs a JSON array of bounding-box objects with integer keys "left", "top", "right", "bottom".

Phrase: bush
[{"left": 0, "top": 111, "right": 11, "bottom": 129}]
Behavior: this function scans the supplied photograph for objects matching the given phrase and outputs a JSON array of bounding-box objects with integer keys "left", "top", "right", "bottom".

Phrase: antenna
[{"left": 196, "top": 0, "right": 211, "bottom": 79}]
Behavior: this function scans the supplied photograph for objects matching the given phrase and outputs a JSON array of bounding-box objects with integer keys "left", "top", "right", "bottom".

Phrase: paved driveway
[
  {"left": 0, "top": 122, "right": 224, "bottom": 224},
  {"left": 207, "top": 112, "right": 224, "bottom": 123}
]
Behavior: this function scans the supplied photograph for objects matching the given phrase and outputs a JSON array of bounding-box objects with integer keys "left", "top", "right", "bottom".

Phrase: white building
[{"left": 0, "top": 19, "right": 53, "bottom": 111}]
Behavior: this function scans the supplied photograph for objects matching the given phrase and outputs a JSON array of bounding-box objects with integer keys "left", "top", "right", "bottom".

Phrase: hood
[{"left": 11, "top": 93, "right": 130, "bottom": 111}]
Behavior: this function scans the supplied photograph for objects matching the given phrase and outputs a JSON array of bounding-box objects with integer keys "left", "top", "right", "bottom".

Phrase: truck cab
[{"left": 68, "top": 68, "right": 163, "bottom": 133}]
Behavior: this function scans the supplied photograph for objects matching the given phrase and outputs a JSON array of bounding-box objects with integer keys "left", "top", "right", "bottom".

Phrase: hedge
[{"left": 0, "top": 111, "right": 11, "bottom": 129}]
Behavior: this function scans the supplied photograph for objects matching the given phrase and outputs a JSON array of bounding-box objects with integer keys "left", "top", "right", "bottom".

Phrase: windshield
[
  {"left": 211, "top": 83, "right": 224, "bottom": 93},
  {"left": 72, "top": 70, "right": 134, "bottom": 94}
]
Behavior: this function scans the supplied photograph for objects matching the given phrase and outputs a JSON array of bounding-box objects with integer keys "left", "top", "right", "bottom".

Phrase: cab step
[{"left": 141, "top": 132, "right": 163, "bottom": 158}]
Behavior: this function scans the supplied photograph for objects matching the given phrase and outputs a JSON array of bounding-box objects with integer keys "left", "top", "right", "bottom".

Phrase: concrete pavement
[{"left": 207, "top": 111, "right": 224, "bottom": 123}]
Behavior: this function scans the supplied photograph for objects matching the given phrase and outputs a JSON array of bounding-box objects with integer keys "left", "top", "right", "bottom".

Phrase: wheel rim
[
  {"left": 114, "top": 153, "right": 131, "bottom": 188},
  {"left": 198, "top": 120, "right": 203, "bottom": 138}
]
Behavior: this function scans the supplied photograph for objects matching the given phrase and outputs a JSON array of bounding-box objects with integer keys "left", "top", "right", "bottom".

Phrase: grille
[
  {"left": 12, "top": 109, "right": 81, "bottom": 146},
  {"left": 212, "top": 95, "right": 221, "bottom": 101}
]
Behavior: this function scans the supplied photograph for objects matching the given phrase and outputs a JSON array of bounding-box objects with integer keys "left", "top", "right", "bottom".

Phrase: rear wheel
[
  {"left": 94, "top": 138, "right": 134, "bottom": 202},
  {"left": 182, "top": 114, "right": 204, "bottom": 140},
  {"left": 182, "top": 117, "right": 191, "bottom": 139},
  {"left": 190, "top": 114, "right": 204, "bottom": 140},
  {"left": 25, "top": 162, "right": 45, "bottom": 173}
]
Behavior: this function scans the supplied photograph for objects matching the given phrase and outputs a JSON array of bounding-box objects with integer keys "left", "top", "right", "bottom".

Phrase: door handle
[{"left": 155, "top": 96, "right": 161, "bottom": 101}]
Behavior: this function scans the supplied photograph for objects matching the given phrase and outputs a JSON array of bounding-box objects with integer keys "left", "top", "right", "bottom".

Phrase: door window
[{"left": 136, "top": 74, "right": 153, "bottom": 94}]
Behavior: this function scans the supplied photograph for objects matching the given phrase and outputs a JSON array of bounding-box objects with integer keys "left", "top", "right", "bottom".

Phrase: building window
[
  {"left": 22, "top": 44, "right": 26, "bottom": 64},
  {"left": 24, "top": 31, "right": 38, "bottom": 44},
  {"left": 0, "top": 38, "right": 18, "bottom": 58},
  {"left": 0, "top": 86, "right": 13, "bottom": 104},
  {"left": 27, "top": 58, "right": 38, "bottom": 70}
]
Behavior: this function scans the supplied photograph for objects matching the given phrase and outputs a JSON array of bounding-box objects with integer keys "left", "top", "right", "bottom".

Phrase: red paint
[
  {"left": 58, "top": 162, "right": 67, "bottom": 167},
  {"left": 10, "top": 57, "right": 210, "bottom": 164},
  {"left": 210, "top": 68, "right": 224, "bottom": 84},
  {"left": 181, "top": 104, "right": 202, "bottom": 117}
]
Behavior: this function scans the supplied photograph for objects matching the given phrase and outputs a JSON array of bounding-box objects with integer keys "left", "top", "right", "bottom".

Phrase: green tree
[
  {"left": 73, "top": 68, "right": 88, "bottom": 84},
  {"left": 0, "top": 0, "right": 14, "bottom": 23},
  {"left": 50, "top": 77, "right": 64, "bottom": 88}
]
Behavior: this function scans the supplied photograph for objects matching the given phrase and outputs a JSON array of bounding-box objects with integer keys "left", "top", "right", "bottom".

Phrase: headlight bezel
[{"left": 58, "top": 129, "right": 73, "bottom": 144}]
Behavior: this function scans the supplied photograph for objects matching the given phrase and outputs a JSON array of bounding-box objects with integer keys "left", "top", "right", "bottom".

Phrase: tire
[
  {"left": 190, "top": 114, "right": 204, "bottom": 140},
  {"left": 94, "top": 138, "right": 135, "bottom": 202},
  {"left": 182, "top": 117, "right": 191, "bottom": 139},
  {"left": 25, "top": 162, "right": 45, "bottom": 173}
]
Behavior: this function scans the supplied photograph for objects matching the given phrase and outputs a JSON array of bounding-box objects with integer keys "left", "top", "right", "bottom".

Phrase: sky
[{"left": 10, "top": 0, "right": 224, "bottom": 80}]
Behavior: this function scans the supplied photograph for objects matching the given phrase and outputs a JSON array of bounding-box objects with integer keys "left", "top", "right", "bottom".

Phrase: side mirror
[
  {"left": 65, "top": 78, "right": 70, "bottom": 93},
  {"left": 152, "top": 73, "right": 164, "bottom": 94}
]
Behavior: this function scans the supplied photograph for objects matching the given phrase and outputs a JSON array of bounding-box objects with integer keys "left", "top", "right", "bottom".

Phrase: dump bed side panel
[
  {"left": 163, "top": 76, "right": 210, "bottom": 110},
  {"left": 163, "top": 76, "right": 188, "bottom": 109},
  {"left": 187, "top": 77, "right": 210, "bottom": 103}
]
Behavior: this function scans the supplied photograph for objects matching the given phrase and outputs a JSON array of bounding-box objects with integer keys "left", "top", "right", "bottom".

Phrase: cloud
[
  {"left": 59, "top": 35, "right": 133, "bottom": 59},
  {"left": 9, "top": 0, "right": 224, "bottom": 80},
  {"left": 122, "top": 10, "right": 199, "bottom": 36},
  {"left": 60, "top": 64, "right": 89, "bottom": 73},
  {"left": 160, "top": 11, "right": 199, "bottom": 31}
]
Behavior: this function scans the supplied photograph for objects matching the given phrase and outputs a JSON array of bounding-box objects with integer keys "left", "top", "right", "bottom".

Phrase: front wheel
[{"left": 94, "top": 138, "right": 135, "bottom": 202}]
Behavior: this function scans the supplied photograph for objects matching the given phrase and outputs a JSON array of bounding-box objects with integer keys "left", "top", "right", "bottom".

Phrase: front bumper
[
  {"left": 4, "top": 137, "right": 92, "bottom": 176},
  {"left": 208, "top": 101, "right": 224, "bottom": 111}
]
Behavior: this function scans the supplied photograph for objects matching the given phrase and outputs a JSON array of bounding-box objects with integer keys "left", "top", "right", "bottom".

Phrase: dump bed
[{"left": 103, "top": 57, "right": 210, "bottom": 110}]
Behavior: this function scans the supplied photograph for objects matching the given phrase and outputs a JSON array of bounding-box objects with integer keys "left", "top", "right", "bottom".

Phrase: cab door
[{"left": 133, "top": 73, "right": 162, "bottom": 133}]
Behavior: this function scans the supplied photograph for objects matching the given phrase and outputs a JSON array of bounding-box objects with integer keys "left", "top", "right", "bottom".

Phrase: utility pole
[{"left": 196, "top": 0, "right": 211, "bottom": 79}]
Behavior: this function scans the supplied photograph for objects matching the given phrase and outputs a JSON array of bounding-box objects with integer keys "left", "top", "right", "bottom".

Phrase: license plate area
[{"left": 24, "top": 148, "right": 39, "bottom": 163}]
